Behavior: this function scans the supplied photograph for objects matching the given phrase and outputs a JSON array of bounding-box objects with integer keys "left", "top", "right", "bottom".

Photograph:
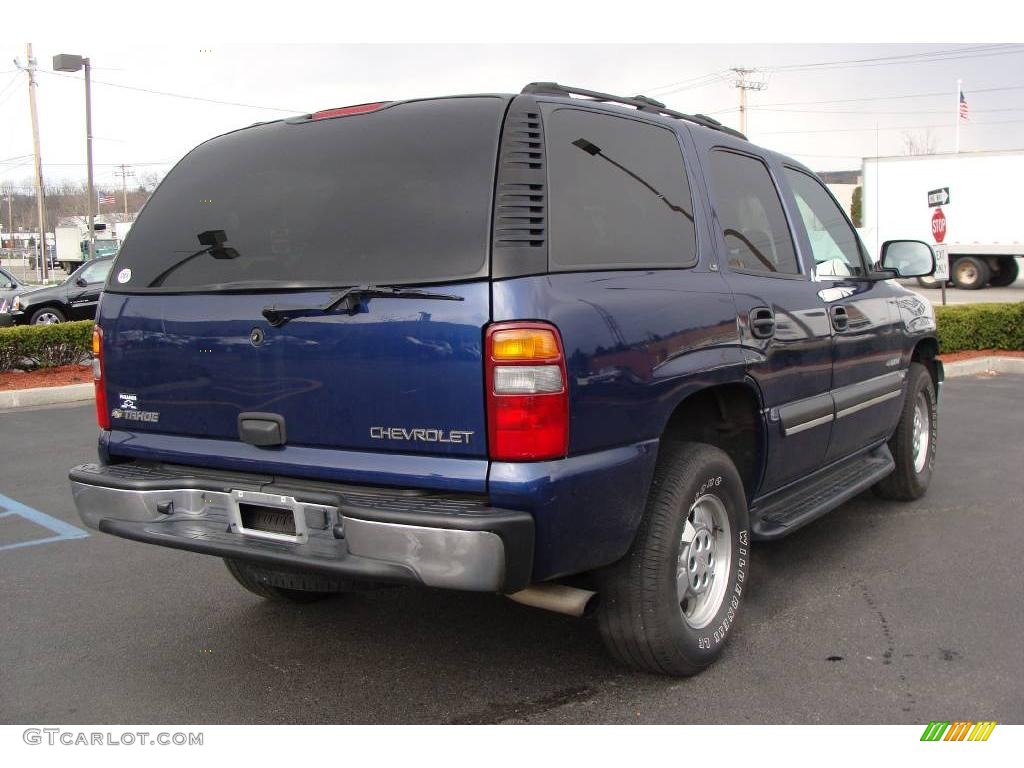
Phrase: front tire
[
  {"left": 29, "top": 306, "right": 65, "bottom": 325},
  {"left": 873, "top": 362, "right": 937, "bottom": 501},
  {"left": 597, "top": 442, "right": 750, "bottom": 676}
]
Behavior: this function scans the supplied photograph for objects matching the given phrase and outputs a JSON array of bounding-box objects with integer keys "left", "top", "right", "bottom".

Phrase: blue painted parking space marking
[{"left": 0, "top": 492, "right": 89, "bottom": 551}]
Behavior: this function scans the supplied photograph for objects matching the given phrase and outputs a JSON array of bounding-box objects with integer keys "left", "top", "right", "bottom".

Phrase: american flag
[
  {"left": 98, "top": 192, "right": 116, "bottom": 206},
  {"left": 959, "top": 89, "right": 969, "bottom": 121}
]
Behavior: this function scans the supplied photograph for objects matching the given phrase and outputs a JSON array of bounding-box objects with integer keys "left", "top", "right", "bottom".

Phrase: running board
[{"left": 750, "top": 446, "right": 895, "bottom": 540}]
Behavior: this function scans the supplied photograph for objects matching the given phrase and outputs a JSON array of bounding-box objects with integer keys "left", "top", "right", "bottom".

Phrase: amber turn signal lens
[
  {"left": 490, "top": 329, "right": 560, "bottom": 361},
  {"left": 92, "top": 326, "right": 102, "bottom": 356}
]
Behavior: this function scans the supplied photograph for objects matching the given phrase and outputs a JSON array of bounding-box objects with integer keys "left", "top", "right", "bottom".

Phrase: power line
[
  {"left": 757, "top": 117, "right": 1024, "bottom": 136},
  {"left": 751, "top": 106, "right": 1024, "bottom": 116},
  {"left": 709, "top": 83, "right": 1024, "bottom": 112},
  {"left": 644, "top": 72, "right": 731, "bottom": 97},
  {"left": 769, "top": 44, "right": 1024, "bottom": 72},
  {"left": 37, "top": 69, "right": 304, "bottom": 113}
]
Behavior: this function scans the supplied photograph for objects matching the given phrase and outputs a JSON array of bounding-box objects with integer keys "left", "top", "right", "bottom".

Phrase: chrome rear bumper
[{"left": 69, "top": 463, "right": 533, "bottom": 593}]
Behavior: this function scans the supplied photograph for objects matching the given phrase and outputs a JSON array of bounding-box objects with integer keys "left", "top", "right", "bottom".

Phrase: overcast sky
[{"left": 2, "top": 42, "right": 1023, "bottom": 191}]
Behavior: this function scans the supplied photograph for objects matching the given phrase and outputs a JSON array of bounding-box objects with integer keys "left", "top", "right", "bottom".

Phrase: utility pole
[
  {"left": 5, "top": 192, "right": 12, "bottom": 253},
  {"left": 20, "top": 43, "right": 49, "bottom": 281},
  {"left": 955, "top": 78, "right": 962, "bottom": 154},
  {"left": 731, "top": 67, "right": 767, "bottom": 136},
  {"left": 114, "top": 164, "right": 135, "bottom": 217}
]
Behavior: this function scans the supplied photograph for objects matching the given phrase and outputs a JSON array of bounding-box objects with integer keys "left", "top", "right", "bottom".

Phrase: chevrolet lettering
[{"left": 370, "top": 427, "right": 474, "bottom": 444}]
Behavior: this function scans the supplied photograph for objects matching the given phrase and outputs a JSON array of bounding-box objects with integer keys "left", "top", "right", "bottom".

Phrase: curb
[
  {"left": 942, "top": 356, "right": 1024, "bottom": 379},
  {"left": 1, "top": 357, "right": 1020, "bottom": 410},
  {"left": 0, "top": 383, "right": 94, "bottom": 409}
]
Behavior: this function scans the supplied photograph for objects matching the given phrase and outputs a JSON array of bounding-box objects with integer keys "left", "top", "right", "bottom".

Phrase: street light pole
[
  {"left": 53, "top": 53, "right": 96, "bottom": 262},
  {"left": 84, "top": 57, "right": 95, "bottom": 261}
]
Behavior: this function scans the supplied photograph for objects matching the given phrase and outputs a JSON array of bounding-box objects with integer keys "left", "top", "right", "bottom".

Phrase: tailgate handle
[{"left": 238, "top": 413, "right": 287, "bottom": 447}]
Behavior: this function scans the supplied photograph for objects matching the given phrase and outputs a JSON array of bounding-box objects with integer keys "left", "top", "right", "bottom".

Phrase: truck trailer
[
  {"left": 862, "top": 150, "right": 1023, "bottom": 289},
  {"left": 54, "top": 221, "right": 128, "bottom": 273}
]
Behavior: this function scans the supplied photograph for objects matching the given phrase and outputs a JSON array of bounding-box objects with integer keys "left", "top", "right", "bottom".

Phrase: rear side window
[
  {"left": 110, "top": 97, "right": 504, "bottom": 291},
  {"left": 708, "top": 150, "right": 800, "bottom": 276},
  {"left": 544, "top": 107, "right": 697, "bottom": 270}
]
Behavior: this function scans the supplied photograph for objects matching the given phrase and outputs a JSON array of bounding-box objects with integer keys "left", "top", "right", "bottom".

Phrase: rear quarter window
[{"left": 543, "top": 107, "right": 698, "bottom": 271}]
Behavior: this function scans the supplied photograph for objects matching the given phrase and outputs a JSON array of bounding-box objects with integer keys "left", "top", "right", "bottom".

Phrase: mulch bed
[
  {"left": 937, "top": 349, "right": 1024, "bottom": 364},
  {"left": 0, "top": 364, "right": 93, "bottom": 391}
]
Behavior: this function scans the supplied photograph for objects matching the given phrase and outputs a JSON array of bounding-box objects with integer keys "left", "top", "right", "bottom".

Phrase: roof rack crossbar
[{"left": 521, "top": 82, "right": 747, "bottom": 140}]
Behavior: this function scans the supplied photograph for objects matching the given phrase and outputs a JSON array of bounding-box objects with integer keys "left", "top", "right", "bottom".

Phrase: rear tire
[
  {"left": 988, "top": 258, "right": 1019, "bottom": 287},
  {"left": 223, "top": 559, "right": 351, "bottom": 603},
  {"left": 873, "top": 362, "right": 937, "bottom": 501},
  {"left": 596, "top": 442, "right": 750, "bottom": 676},
  {"left": 951, "top": 256, "right": 990, "bottom": 290}
]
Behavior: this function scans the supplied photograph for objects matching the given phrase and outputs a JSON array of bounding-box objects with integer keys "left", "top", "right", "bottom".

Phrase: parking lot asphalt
[
  {"left": 1, "top": 375, "right": 1022, "bottom": 725},
  {"left": 901, "top": 275, "right": 1024, "bottom": 305}
]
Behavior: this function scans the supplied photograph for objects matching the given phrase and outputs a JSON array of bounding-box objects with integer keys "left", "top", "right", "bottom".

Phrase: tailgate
[{"left": 100, "top": 283, "right": 489, "bottom": 457}]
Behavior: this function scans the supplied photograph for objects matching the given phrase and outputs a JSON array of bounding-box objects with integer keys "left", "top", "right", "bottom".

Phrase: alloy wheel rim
[
  {"left": 912, "top": 392, "right": 931, "bottom": 474},
  {"left": 677, "top": 493, "right": 732, "bottom": 629},
  {"left": 34, "top": 312, "right": 60, "bottom": 325}
]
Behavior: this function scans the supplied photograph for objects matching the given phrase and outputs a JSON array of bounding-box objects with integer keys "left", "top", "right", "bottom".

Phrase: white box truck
[
  {"left": 862, "top": 150, "right": 1023, "bottom": 290},
  {"left": 54, "top": 220, "right": 126, "bottom": 272}
]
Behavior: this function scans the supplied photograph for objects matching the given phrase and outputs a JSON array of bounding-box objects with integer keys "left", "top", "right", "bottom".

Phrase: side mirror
[
  {"left": 880, "top": 240, "right": 936, "bottom": 278},
  {"left": 75, "top": 277, "right": 88, "bottom": 287}
]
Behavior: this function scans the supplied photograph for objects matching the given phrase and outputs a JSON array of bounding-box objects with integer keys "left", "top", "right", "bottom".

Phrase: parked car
[
  {"left": 8, "top": 257, "right": 113, "bottom": 325},
  {"left": 68, "top": 84, "right": 942, "bottom": 677},
  {"left": 0, "top": 266, "right": 27, "bottom": 326}
]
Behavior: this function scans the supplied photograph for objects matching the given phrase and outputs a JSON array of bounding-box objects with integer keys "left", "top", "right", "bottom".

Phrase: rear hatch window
[{"left": 109, "top": 96, "right": 506, "bottom": 292}]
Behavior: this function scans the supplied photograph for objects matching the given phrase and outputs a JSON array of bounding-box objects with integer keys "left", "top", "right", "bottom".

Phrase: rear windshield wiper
[{"left": 262, "top": 284, "right": 464, "bottom": 326}]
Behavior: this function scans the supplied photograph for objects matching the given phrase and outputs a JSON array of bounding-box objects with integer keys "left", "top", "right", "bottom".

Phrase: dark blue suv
[{"left": 69, "top": 83, "right": 942, "bottom": 676}]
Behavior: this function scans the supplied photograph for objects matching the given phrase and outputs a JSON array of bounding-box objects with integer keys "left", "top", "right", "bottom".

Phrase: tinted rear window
[
  {"left": 544, "top": 106, "right": 697, "bottom": 271},
  {"left": 110, "top": 97, "right": 505, "bottom": 292}
]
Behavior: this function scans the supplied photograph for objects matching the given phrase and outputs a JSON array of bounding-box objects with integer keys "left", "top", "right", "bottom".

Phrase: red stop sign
[{"left": 931, "top": 207, "right": 947, "bottom": 243}]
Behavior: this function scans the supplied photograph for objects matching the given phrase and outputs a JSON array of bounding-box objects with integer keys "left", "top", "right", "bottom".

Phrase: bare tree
[{"left": 901, "top": 129, "right": 939, "bottom": 156}]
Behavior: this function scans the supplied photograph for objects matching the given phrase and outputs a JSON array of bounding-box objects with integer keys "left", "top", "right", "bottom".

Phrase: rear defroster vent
[{"left": 492, "top": 100, "right": 549, "bottom": 277}]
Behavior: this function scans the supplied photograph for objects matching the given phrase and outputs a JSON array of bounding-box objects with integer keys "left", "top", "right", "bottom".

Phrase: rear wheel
[
  {"left": 951, "top": 256, "right": 990, "bottom": 290},
  {"left": 916, "top": 275, "right": 943, "bottom": 289},
  {"left": 988, "top": 258, "right": 1019, "bottom": 287},
  {"left": 597, "top": 442, "right": 750, "bottom": 676},
  {"left": 873, "top": 363, "right": 937, "bottom": 501}
]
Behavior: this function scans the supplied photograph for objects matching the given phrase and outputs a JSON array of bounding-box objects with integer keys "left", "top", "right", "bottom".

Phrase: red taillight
[
  {"left": 92, "top": 325, "right": 109, "bottom": 430},
  {"left": 485, "top": 322, "right": 569, "bottom": 461},
  {"left": 311, "top": 102, "right": 388, "bottom": 120}
]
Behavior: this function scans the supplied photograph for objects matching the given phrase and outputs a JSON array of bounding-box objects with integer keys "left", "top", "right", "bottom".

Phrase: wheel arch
[
  {"left": 911, "top": 336, "right": 941, "bottom": 390},
  {"left": 659, "top": 380, "right": 766, "bottom": 504}
]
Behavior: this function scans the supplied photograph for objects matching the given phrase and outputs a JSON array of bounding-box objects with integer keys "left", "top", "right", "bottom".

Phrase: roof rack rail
[{"left": 521, "top": 82, "right": 747, "bottom": 141}]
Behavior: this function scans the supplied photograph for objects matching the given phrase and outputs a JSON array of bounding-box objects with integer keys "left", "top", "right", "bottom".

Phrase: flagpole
[{"left": 955, "top": 78, "right": 962, "bottom": 153}]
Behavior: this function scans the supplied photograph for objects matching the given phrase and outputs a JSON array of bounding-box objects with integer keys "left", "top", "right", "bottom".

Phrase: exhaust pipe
[{"left": 507, "top": 583, "right": 599, "bottom": 618}]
